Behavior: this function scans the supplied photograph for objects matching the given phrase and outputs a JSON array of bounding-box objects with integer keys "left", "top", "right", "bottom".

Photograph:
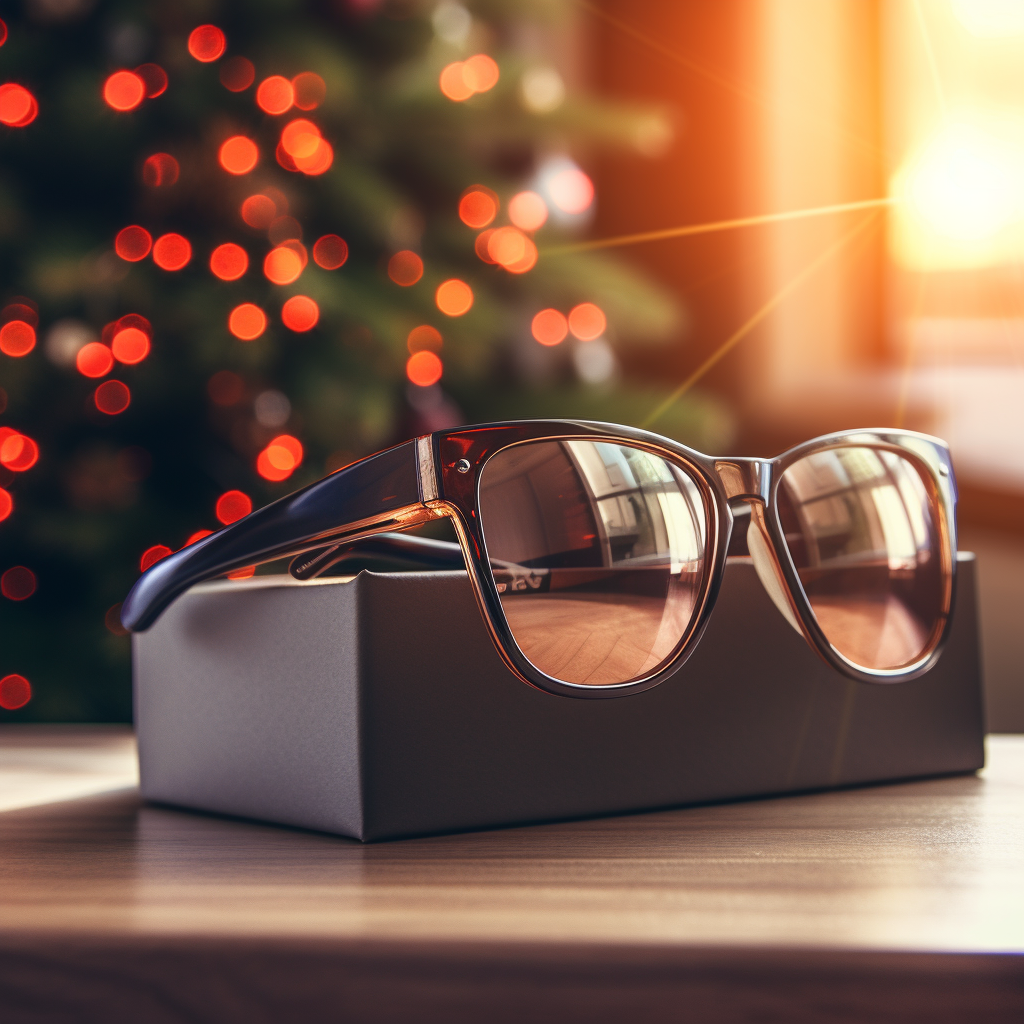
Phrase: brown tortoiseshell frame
[{"left": 122, "top": 420, "right": 957, "bottom": 700}]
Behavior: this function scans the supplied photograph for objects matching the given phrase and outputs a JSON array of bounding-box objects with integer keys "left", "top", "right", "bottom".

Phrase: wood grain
[{"left": 1, "top": 727, "right": 1022, "bottom": 1023}]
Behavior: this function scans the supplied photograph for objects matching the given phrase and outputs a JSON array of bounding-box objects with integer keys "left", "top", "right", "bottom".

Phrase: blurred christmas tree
[{"left": 0, "top": 0, "right": 732, "bottom": 721}]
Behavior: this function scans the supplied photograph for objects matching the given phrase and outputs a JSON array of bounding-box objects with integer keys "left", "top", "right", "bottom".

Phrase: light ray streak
[
  {"left": 574, "top": 0, "right": 882, "bottom": 161},
  {"left": 911, "top": 0, "right": 948, "bottom": 119},
  {"left": 543, "top": 197, "right": 895, "bottom": 257},
  {"left": 641, "top": 212, "right": 882, "bottom": 428}
]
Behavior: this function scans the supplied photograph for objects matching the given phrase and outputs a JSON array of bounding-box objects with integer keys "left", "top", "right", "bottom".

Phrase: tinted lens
[
  {"left": 778, "top": 446, "right": 945, "bottom": 670},
  {"left": 478, "top": 440, "right": 708, "bottom": 686}
]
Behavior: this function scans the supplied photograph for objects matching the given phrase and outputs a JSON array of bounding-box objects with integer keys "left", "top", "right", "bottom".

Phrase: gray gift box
[{"left": 133, "top": 553, "right": 984, "bottom": 841}]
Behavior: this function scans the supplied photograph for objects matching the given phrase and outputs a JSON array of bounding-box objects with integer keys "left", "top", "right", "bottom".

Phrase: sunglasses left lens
[{"left": 478, "top": 439, "right": 708, "bottom": 686}]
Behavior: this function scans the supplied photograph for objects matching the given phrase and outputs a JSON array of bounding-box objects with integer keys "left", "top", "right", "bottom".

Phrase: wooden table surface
[{"left": 1, "top": 726, "right": 1022, "bottom": 1023}]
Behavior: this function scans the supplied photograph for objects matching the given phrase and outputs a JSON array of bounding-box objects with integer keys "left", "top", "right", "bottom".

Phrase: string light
[
  {"left": 0, "top": 432, "right": 38, "bottom": 471},
  {"left": 219, "top": 136, "right": 258, "bottom": 175},
  {"left": 435, "top": 279, "right": 473, "bottom": 316},
  {"left": 216, "top": 490, "right": 252, "bottom": 525},
  {"left": 228, "top": 304, "right": 267, "bottom": 340},
  {"left": 264, "top": 246, "right": 303, "bottom": 285},
  {"left": 76, "top": 342, "right": 114, "bottom": 377},
  {"left": 152, "top": 233, "right": 192, "bottom": 271},
  {"left": 313, "top": 234, "right": 348, "bottom": 269},
  {"left": 388, "top": 250, "right": 423, "bottom": 286},
  {"left": 281, "top": 295, "right": 319, "bottom": 332},
  {"left": 256, "top": 76, "right": 294, "bottom": 115},
  {"left": 188, "top": 25, "right": 226, "bottom": 63},
  {"left": 281, "top": 119, "right": 321, "bottom": 159},
  {"left": 257, "top": 434, "right": 303, "bottom": 481},
  {"left": 111, "top": 327, "right": 150, "bottom": 364},
  {"left": 209, "top": 243, "right": 249, "bottom": 280},
  {"left": 95, "top": 380, "right": 131, "bottom": 414},
  {"left": 531, "top": 309, "right": 568, "bottom": 346},
  {"left": 406, "top": 350, "right": 443, "bottom": 386},
  {"left": 142, "top": 153, "right": 179, "bottom": 187},
  {"left": 0, "top": 321, "right": 35, "bottom": 357},
  {"left": 115, "top": 225, "right": 152, "bottom": 261},
  {"left": 103, "top": 71, "right": 145, "bottom": 112},
  {"left": 293, "top": 138, "right": 332, "bottom": 175}
]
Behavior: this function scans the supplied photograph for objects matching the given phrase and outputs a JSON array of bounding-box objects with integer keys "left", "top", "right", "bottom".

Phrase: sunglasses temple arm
[
  {"left": 120, "top": 440, "right": 425, "bottom": 632},
  {"left": 289, "top": 533, "right": 466, "bottom": 579}
]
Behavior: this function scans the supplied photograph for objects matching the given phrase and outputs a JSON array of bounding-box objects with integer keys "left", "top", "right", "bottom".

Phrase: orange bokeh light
[
  {"left": 292, "top": 72, "right": 326, "bottom": 111},
  {"left": 439, "top": 63, "right": 475, "bottom": 102},
  {"left": 0, "top": 321, "right": 35, "bottom": 357},
  {"left": 76, "top": 342, "right": 114, "bottom": 378},
  {"left": 111, "top": 327, "right": 150, "bottom": 364},
  {"left": 487, "top": 226, "right": 537, "bottom": 272},
  {"left": 207, "top": 369, "right": 245, "bottom": 405},
  {"left": 549, "top": 167, "right": 594, "bottom": 215},
  {"left": 220, "top": 56, "right": 255, "bottom": 92},
  {"left": 475, "top": 229, "right": 496, "bottom": 263},
  {"left": 509, "top": 191, "right": 548, "bottom": 231},
  {"left": 531, "top": 308, "right": 568, "bottom": 346},
  {"left": 407, "top": 324, "right": 442, "bottom": 353},
  {"left": 264, "top": 246, "right": 303, "bottom": 285},
  {"left": 406, "top": 350, "right": 443, "bottom": 386},
  {"left": 505, "top": 238, "right": 538, "bottom": 274},
  {"left": 188, "top": 25, "right": 226, "bottom": 63},
  {"left": 103, "top": 70, "right": 145, "bottom": 112},
  {"left": 257, "top": 434, "right": 303, "bottom": 481},
  {"left": 388, "top": 250, "right": 423, "bottom": 286},
  {"left": 135, "top": 63, "right": 168, "bottom": 98},
  {"left": 152, "top": 233, "right": 192, "bottom": 271},
  {"left": 256, "top": 75, "right": 294, "bottom": 115},
  {"left": 568, "top": 302, "right": 606, "bottom": 340},
  {"left": 228, "top": 303, "right": 267, "bottom": 340},
  {"left": 115, "top": 224, "right": 152, "bottom": 261},
  {"left": 281, "top": 295, "right": 319, "bottom": 332},
  {"left": 241, "top": 194, "right": 277, "bottom": 229},
  {"left": 95, "top": 380, "right": 131, "bottom": 415},
  {"left": 466, "top": 54, "right": 499, "bottom": 92},
  {"left": 0, "top": 674, "right": 31, "bottom": 711},
  {"left": 142, "top": 152, "right": 179, "bottom": 187},
  {"left": 209, "top": 242, "right": 249, "bottom": 281},
  {"left": 0, "top": 487, "right": 11, "bottom": 522},
  {"left": 0, "top": 83, "right": 37, "bottom": 126},
  {"left": 140, "top": 544, "right": 172, "bottom": 572},
  {"left": 1, "top": 566, "right": 36, "bottom": 601},
  {"left": 313, "top": 234, "right": 348, "bottom": 269},
  {"left": 219, "top": 135, "right": 258, "bottom": 175},
  {"left": 294, "top": 138, "right": 333, "bottom": 175},
  {"left": 0, "top": 432, "right": 38, "bottom": 471},
  {"left": 459, "top": 187, "right": 498, "bottom": 228},
  {"left": 216, "top": 489, "right": 252, "bottom": 525},
  {"left": 183, "top": 529, "right": 214, "bottom": 547},
  {"left": 227, "top": 566, "right": 256, "bottom": 580},
  {"left": 281, "top": 118, "right": 321, "bottom": 159},
  {"left": 436, "top": 278, "right": 473, "bottom": 316}
]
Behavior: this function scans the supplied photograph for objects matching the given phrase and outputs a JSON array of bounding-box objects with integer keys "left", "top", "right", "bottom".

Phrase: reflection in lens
[
  {"left": 478, "top": 440, "right": 707, "bottom": 685},
  {"left": 778, "top": 446, "right": 945, "bottom": 671}
]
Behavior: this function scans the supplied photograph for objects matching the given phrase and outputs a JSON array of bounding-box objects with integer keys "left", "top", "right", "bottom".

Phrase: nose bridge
[{"left": 714, "top": 457, "right": 771, "bottom": 504}]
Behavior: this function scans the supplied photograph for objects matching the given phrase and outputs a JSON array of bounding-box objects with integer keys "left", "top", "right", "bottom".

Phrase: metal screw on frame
[{"left": 456, "top": 459, "right": 471, "bottom": 474}]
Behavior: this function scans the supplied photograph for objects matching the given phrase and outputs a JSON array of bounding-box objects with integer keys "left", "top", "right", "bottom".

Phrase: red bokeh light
[
  {"left": 256, "top": 75, "right": 294, "bottom": 115},
  {"left": 281, "top": 118, "right": 321, "bottom": 159},
  {"left": 275, "top": 142, "right": 297, "bottom": 172},
  {"left": 188, "top": 25, "right": 227, "bottom": 63},
  {"left": 487, "top": 227, "right": 537, "bottom": 273},
  {"left": 264, "top": 246, "right": 303, "bottom": 285},
  {"left": 152, "top": 233, "right": 192, "bottom": 271},
  {"left": 568, "top": 302, "right": 606, "bottom": 340},
  {"left": 140, "top": 544, "right": 172, "bottom": 572},
  {"left": 209, "top": 242, "right": 249, "bottom": 281},
  {"left": 1, "top": 301, "right": 37, "bottom": 328},
  {"left": 294, "top": 139, "right": 333, "bottom": 175},
  {"left": 115, "top": 225, "right": 152, "bottom": 261},
  {"left": 0, "top": 674, "right": 31, "bottom": 711},
  {"left": 228, "top": 303, "right": 267, "bottom": 340},
  {"left": 293, "top": 72, "right": 326, "bottom": 110},
  {"left": 388, "top": 250, "right": 423, "bottom": 286},
  {"left": 142, "top": 152, "right": 179, "bottom": 187},
  {"left": 407, "top": 325, "right": 442, "bottom": 353},
  {"left": 105, "top": 604, "right": 129, "bottom": 636},
  {"left": 0, "top": 432, "right": 39, "bottom": 472},
  {"left": 532, "top": 308, "right": 569, "bottom": 346},
  {"left": 183, "top": 529, "right": 214, "bottom": 547},
  {"left": 227, "top": 566, "right": 256, "bottom": 580},
  {"left": 216, "top": 489, "right": 252, "bottom": 525},
  {"left": 220, "top": 56, "right": 255, "bottom": 92},
  {"left": 281, "top": 295, "right": 319, "bottom": 332},
  {"left": 406, "top": 350, "right": 443, "bottom": 386},
  {"left": 0, "top": 321, "right": 35, "bottom": 357},
  {"left": 219, "top": 135, "right": 258, "bottom": 175},
  {"left": 111, "top": 327, "right": 150, "bottom": 364},
  {"left": 76, "top": 342, "right": 114, "bottom": 378},
  {"left": 475, "top": 229, "right": 496, "bottom": 263},
  {"left": 207, "top": 369, "right": 245, "bottom": 405},
  {"left": 115, "top": 312, "right": 151, "bottom": 336},
  {"left": 0, "top": 22, "right": 7, "bottom": 47},
  {"left": 0, "top": 83, "right": 37, "bottom": 127},
  {"left": 0, "top": 487, "right": 11, "bottom": 522},
  {"left": 313, "top": 234, "right": 348, "bottom": 269},
  {"left": 509, "top": 191, "right": 548, "bottom": 232},
  {"left": 135, "top": 64, "right": 168, "bottom": 98},
  {"left": 459, "top": 187, "right": 498, "bottom": 229},
  {"left": 436, "top": 279, "right": 473, "bottom": 316},
  {"left": 103, "top": 71, "right": 145, "bottom": 112},
  {"left": 257, "top": 434, "right": 303, "bottom": 481},
  {"left": 95, "top": 380, "right": 131, "bottom": 415},
  {"left": 241, "top": 194, "right": 277, "bottom": 229},
  {"left": 1, "top": 566, "right": 37, "bottom": 601},
  {"left": 268, "top": 215, "right": 301, "bottom": 244}
]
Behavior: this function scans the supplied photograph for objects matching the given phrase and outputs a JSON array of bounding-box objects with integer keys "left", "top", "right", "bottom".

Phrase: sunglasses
[{"left": 122, "top": 421, "right": 958, "bottom": 699}]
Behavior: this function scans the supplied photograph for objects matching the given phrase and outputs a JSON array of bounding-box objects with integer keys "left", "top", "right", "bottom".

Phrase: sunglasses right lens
[
  {"left": 778, "top": 446, "right": 946, "bottom": 671},
  {"left": 478, "top": 439, "right": 708, "bottom": 687}
]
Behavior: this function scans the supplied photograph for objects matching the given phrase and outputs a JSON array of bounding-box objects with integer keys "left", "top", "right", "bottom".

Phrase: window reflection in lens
[
  {"left": 778, "top": 447, "right": 945, "bottom": 671},
  {"left": 478, "top": 440, "right": 707, "bottom": 685}
]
